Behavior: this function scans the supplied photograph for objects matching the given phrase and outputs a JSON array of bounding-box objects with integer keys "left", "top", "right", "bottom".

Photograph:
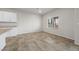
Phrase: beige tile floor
[{"left": 2, "top": 32, "right": 79, "bottom": 51}]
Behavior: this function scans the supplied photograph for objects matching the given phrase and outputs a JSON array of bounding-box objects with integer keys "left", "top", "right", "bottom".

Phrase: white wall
[
  {"left": 74, "top": 9, "right": 79, "bottom": 45},
  {"left": 17, "top": 12, "right": 42, "bottom": 34},
  {"left": 42, "top": 8, "right": 74, "bottom": 39}
]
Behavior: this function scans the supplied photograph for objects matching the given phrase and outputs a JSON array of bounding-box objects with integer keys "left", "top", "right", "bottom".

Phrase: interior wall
[
  {"left": 74, "top": 8, "right": 79, "bottom": 45},
  {"left": 42, "top": 8, "right": 74, "bottom": 39},
  {"left": 17, "top": 12, "right": 42, "bottom": 34}
]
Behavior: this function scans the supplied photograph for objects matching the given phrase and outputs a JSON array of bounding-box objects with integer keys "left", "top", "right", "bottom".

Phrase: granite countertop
[
  {"left": 0, "top": 22, "right": 17, "bottom": 34},
  {"left": 0, "top": 28, "right": 10, "bottom": 34}
]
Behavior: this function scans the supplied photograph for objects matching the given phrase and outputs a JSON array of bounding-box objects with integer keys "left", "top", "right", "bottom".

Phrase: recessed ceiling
[{"left": 12, "top": 8, "right": 55, "bottom": 15}]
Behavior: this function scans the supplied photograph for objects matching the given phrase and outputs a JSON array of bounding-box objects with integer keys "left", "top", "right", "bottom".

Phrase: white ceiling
[{"left": 12, "top": 8, "right": 55, "bottom": 15}]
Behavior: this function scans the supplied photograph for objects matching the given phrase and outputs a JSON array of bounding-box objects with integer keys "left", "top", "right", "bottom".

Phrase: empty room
[{"left": 0, "top": 8, "right": 79, "bottom": 51}]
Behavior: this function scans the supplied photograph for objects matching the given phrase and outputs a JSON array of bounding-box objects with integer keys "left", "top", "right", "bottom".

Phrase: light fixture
[{"left": 37, "top": 8, "right": 42, "bottom": 13}]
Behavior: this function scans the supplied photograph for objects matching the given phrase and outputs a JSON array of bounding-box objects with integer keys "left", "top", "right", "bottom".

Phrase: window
[{"left": 48, "top": 16, "right": 59, "bottom": 28}]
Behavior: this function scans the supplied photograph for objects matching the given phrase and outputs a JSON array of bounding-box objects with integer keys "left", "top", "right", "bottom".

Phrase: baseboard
[
  {"left": 43, "top": 31, "right": 73, "bottom": 40},
  {"left": 17, "top": 31, "right": 43, "bottom": 36},
  {"left": 74, "top": 41, "right": 79, "bottom": 45}
]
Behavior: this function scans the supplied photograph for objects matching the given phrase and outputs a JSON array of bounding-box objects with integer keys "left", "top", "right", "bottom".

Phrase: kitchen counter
[
  {"left": 0, "top": 28, "right": 10, "bottom": 34},
  {"left": 0, "top": 22, "right": 17, "bottom": 27},
  {"left": 0, "top": 27, "right": 17, "bottom": 50},
  {"left": 0, "top": 22, "right": 17, "bottom": 34}
]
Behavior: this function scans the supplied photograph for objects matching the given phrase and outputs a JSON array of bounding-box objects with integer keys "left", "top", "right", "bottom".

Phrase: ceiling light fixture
[{"left": 37, "top": 8, "right": 42, "bottom": 13}]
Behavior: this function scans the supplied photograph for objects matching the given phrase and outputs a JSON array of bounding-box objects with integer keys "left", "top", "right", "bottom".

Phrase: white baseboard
[{"left": 74, "top": 41, "right": 79, "bottom": 45}]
